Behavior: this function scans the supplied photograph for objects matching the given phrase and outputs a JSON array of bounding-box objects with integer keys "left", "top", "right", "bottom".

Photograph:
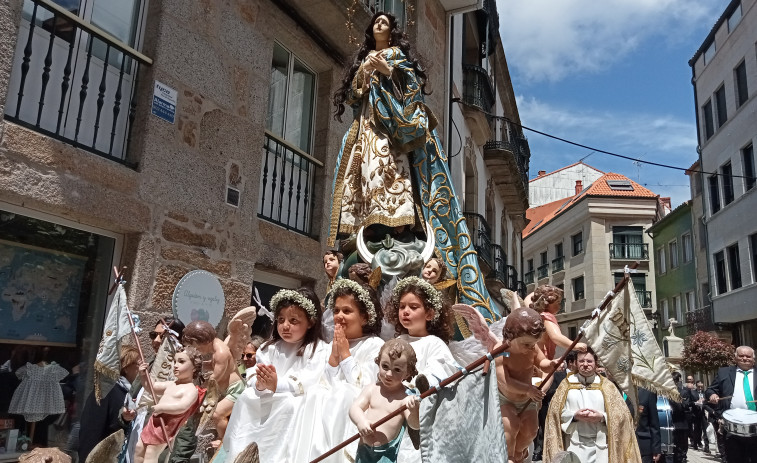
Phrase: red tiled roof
[
  {"left": 529, "top": 161, "right": 604, "bottom": 183},
  {"left": 523, "top": 172, "right": 658, "bottom": 238},
  {"left": 523, "top": 197, "right": 570, "bottom": 238},
  {"left": 583, "top": 172, "right": 657, "bottom": 198}
]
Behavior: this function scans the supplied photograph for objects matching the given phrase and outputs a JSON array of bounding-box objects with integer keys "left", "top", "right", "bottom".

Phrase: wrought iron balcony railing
[
  {"left": 463, "top": 212, "right": 493, "bottom": 269},
  {"left": 506, "top": 265, "right": 518, "bottom": 291},
  {"left": 5, "top": 0, "right": 152, "bottom": 166},
  {"left": 462, "top": 64, "right": 494, "bottom": 113},
  {"left": 552, "top": 256, "right": 565, "bottom": 272},
  {"left": 524, "top": 270, "right": 534, "bottom": 285},
  {"left": 490, "top": 243, "right": 507, "bottom": 285},
  {"left": 686, "top": 306, "right": 716, "bottom": 335},
  {"left": 258, "top": 132, "right": 322, "bottom": 238},
  {"left": 537, "top": 264, "right": 549, "bottom": 280},
  {"left": 609, "top": 243, "right": 649, "bottom": 260}
]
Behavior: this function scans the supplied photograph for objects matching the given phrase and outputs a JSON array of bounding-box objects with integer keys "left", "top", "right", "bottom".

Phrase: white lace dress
[{"left": 9, "top": 362, "right": 69, "bottom": 421}]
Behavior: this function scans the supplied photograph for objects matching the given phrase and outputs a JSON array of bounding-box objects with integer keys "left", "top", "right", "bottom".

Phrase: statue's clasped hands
[{"left": 365, "top": 54, "right": 392, "bottom": 76}]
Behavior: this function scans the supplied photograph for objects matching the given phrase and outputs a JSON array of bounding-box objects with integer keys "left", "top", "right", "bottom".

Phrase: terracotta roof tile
[{"left": 523, "top": 172, "right": 658, "bottom": 238}]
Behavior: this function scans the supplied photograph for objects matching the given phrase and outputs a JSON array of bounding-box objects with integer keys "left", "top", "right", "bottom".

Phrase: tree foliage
[{"left": 681, "top": 331, "right": 735, "bottom": 372}]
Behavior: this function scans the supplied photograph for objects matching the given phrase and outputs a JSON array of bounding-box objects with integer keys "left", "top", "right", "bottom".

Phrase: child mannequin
[
  {"left": 293, "top": 279, "right": 385, "bottom": 463},
  {"left": 350, "top": 338, "right": 420, "bottom": 463},
  {"left": 495, "top": 308, "right": 558, "bottom": 463},
  {"left": 385, "top": 276, "right": 457, "bottom": 384},
  {"left": 385, "top": 276, "right": 457, "bottom": 462},
  {"left": 220, "top": 288, "right": 329, "bottom": 463},
  {"left": 528, "top": 285, "right": 586, "bottom": 359},
  {"left": 134, "top": 348, "right": 205, "bottom": 463},
  {"left": 181, "top": 320, "right": 243, "bottom": 447}
]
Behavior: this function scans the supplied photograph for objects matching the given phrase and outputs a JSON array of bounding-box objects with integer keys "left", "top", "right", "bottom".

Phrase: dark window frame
[
  {"left": 572, "top": 276, "right": 585, "bottom": 301},
  {"left": 735, "top": 60, "right": 748, "bottom": 108},
  {"left": 722, "top": 161, "right": 734, "bottom": 205},
  {"left": 727, "top": 243, "right": 742, "bottom": 290},
  {"left": 702, "top": 99, "right": 715, "bottom": 140},
  {"left": 743, "top": 144, "right": 755, "bottom": 191},
  {"left": 572, "top": 231, "right": 583, "bottom": 256},
  {"left": 709, "top": 175, "right": 721, "bottom": 214},
  {"left": 715, "top": 85, "right": 728, "bottom": 128}
]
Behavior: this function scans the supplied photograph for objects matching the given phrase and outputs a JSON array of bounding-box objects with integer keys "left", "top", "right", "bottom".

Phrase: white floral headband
[
  {"left": 327, "top": 278, "right": 377, "bottom": 325},
  {"left": 270, "top": 289, "right": 317, "bottom": 319},
  {"left": 392, "top": 276, "right": 443, "bottom": 322}
]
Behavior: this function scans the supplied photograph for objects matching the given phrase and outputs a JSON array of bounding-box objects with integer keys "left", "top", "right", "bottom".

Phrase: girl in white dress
[
  {"left": 218, "top": 287, "right": 329, "bottom": 463},
  {"left": 385, "top": 276, "right": 459, "bottom": 462},
  {"left": 293, "top": 278, "right": 385, "bottom": 463}
]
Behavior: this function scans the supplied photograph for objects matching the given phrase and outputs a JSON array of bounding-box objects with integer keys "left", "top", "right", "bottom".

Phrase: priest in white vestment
[{"left": 544, "top": 349, "right": 641, "bottom": 463}]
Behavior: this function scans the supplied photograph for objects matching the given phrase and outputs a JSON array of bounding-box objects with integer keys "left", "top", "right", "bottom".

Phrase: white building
[
  {"left": 690, "top": 0, "right": 757, "bottom": 344},
  {"left": 528, "top": 162, "right": 604, "bottom": 208}
]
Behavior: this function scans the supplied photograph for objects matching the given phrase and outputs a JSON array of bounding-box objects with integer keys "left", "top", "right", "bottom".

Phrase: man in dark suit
[
  {"left": 670, "top": 371, "right": 692, "bottom": 463},
  {"left": 636, "top": 387, "right": 662, "bottom": 463},
  {"left": 706, "top": 345, "right": 757, "bottom": 463},
  {"left": 689, "top": 380, "right": 706, "bottom": 450}
]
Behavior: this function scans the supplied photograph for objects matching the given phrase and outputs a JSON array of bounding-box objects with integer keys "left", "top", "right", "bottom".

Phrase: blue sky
[{"left": 497, "top": 0, "right": 726, "bottom": 207}]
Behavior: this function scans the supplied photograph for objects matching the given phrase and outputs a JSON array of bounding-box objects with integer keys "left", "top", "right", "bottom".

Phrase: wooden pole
[
  {"left": 113, "top": 267, "right": 174, "bottom": 453},
  {"left": 309, "top": 341, "right": 510, "bottom": 463},
  {"left": 518, "top": 261, "right": 641, "bottom": 414}
]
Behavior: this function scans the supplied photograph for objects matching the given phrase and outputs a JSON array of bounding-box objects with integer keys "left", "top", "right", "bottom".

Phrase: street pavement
[
  {"left": 687, "top": 447, "right": 723, "bottom": 463},
  {"left": 531, "top": 447, "right": 723, "bottom": 462}
]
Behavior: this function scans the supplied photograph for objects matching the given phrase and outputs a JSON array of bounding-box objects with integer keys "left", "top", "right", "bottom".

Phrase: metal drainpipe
[
  {"left": 690, "top": 61, "right": 716, "bottom": 333},
  {"left": 447, "top": 14, "right": 454, "bottom": 171}
]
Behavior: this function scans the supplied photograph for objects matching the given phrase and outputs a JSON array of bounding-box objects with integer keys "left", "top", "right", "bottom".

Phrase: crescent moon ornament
[{"left": 356, "top": 221, "right": 436, "bottom": 265}]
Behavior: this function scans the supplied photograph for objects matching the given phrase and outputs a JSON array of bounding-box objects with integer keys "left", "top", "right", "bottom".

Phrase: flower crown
[
  {"left": 270, "top": 289, "right": 317, "bottom": 319},
  {"left": 392, "top": 276, "right": 442, "bottom": 322},
  {"left": 327, "top": 278, "right": 378, "bottom": 326}
]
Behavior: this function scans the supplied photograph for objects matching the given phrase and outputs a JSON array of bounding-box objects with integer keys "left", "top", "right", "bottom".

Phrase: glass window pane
[
  {"left": 89, "top": 0, "right": 141, "bottom": 70},
  {"left": 267, "top": 44, "right": 290, "bottom": 137},
  {"left": 285, "top": 58, "right": 315, "bottom": 153}
]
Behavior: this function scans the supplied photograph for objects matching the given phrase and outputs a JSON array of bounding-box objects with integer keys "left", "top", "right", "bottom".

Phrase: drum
[
  {"left": 722, "top": 408, "right": 757, "bottom": 437},
  {"left": 656, "top": 396, "right": 674, "bottom": 453}
]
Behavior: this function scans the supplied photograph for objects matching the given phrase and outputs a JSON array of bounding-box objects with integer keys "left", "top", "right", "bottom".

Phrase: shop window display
[{"left": 0, "top": 209, "right": 116, "bottom": 459}]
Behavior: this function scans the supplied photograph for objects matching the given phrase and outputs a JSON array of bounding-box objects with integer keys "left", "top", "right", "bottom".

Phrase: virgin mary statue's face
[{"left": 372, "top": 15, "right": 391, "bottom": 43}]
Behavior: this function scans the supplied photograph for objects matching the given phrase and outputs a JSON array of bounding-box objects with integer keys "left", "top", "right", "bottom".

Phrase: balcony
[
  {"left": 609, "top": 243, "right": 649, "bottom": 260},
  {"left": 463, "top": 212, "right": 493, "bottom": 271},
  {"left": 258, "top": 132, "right": 322, "bottom": 238},
  {"left": 4, "top": 0, "right": 152, "bottom": 166},
  {"left": 686, "top": 306, "right": 716, "bottom": 335},
  {"left": 506, "top": 265, "right": 518, "bottom": 291},
  {"left": 516, "top": 281, "right": 527, "bottom": 298},
  {"left": 524, "top": 270, "right": 534, "bottom": 285},
  {"left": 483, "top": 117, "right": 530, "bottom": 214},
  {"left": 462, "top": 64, "right": 494, "bottom": 113},
  {"left": 537, "top": 264, "right": 549, "bottom": 280},
  {"left": 636, "top": 290, "right": 652, "bottom": 309},
  {"left": 489, "top": 243, "right": 507, "bottom": 286},
  {"left": 552, "top": 256, "right": 565, "bottom": 273}
]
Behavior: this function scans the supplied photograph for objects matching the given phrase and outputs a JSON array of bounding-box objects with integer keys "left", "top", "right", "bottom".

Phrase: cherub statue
[
  {"left": 496, "top": 308, "right": 558, "bottom": 463},
  {"left": 135, "top": 348, "right": 206, "bottom": 463},
  {"left": 349, "top": 338, "right": 421, "bottom": 463}
]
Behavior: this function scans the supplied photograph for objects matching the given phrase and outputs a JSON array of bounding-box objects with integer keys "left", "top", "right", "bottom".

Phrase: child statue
[
  {"left": 495, "top": 308, "right": 558, "bottom": 463},
  {"left": 134, "top": 348, "right": 206, "bottom": 463},
  {"left": 349, "top": 338, "right": 421, "bottom": 463}
]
